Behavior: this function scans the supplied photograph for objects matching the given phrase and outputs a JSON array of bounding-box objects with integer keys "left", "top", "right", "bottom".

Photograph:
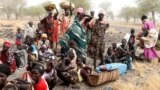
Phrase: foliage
[
  {"left": 136, "top": 0, "right": 160, "bottom": 23},
  {"left": 68, "top": 0, "right": 90, "bottom": 10}
]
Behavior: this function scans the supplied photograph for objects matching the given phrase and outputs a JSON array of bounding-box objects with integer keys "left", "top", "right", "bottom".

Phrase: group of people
[{"left": 0, "top": 2, "right": 159, "bottom": 90}]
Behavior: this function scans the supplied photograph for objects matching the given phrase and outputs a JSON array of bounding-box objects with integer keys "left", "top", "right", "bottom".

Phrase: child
[
  {"left": 117, "top": 39, "right": 132, "bottom": 70},
  {"left": 15, "top": 28, "right": 23, "bottom": 47},
  {"left": 104, "top": 47, "right": 116, "bottom": 64},
  {"left": 128, "top": 28, "right": 135, "bottom": 46}
]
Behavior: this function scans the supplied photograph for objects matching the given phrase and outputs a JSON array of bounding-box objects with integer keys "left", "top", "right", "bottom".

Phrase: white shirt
[{"left": 24, "top": 24, "right": 36, "bottom": 38}]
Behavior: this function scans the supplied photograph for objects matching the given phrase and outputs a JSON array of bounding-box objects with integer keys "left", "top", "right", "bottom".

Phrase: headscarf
[
  {"left": 0, "top": 64, "right": 11, "bottom": 76},
  {"left": 41, "top": 44, "right": 47, "bottom": 49},
  {"left": 41, "top": 33, "right": 47, "bottom": 38},
  {"left": 76, "top": 7, "right": 84, "bottom": 13},
  {"left": 98, "top": 10, "right": 106, "bottom": 15},
  {"left": 32, "top": 64, "right": 44, "bottom": 75},
  {"left": 4, "top": 41, "right": 11, "bottom": 48}
]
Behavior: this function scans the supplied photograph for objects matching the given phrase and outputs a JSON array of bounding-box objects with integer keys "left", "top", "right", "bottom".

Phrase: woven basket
[
  {"left": 44, "top": 4, "right": 56, "bottom": 12},
  {"left": 60, "top": 1, "right": 75, "bottom": 10},
  {"left": 87, "top": 70, "right": 119, "bottom": 86}
]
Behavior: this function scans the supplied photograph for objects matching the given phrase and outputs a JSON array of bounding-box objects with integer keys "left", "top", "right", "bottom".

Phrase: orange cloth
[
  {"left": 61, "top": 15, "right": 70, "bottom": 35},
  {"left": 53, "top": 19, "right": 61, "bottom": 43}
]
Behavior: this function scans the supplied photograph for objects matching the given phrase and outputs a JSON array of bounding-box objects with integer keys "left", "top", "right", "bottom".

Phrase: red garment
[
  {"left": 0, "top": 51, "right": 16, "bottom": 73},
  {"left": 41, "top": 16, "right": 54, "bottom": 45},
  {"left": 34, "top": 78, "right": 48, "bottom": 90},
  {"left": 61, "top": 15, "right": 69, "bottom": 35},
  {"left": 53, "top": 19, "right": 60, "bottom": 43}
]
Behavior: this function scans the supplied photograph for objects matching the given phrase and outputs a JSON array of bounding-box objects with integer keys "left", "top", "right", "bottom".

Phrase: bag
[
  {"left": 59, "top": 1, "right": 75, "bottom": 10},
  {"left": 87, "top": 70, "right": 119, "bottom": 86}
]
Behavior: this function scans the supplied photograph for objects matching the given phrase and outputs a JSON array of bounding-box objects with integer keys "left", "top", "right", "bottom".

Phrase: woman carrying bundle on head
[{"left": 59, "top": 1, "right": 74, "bottom": 36}]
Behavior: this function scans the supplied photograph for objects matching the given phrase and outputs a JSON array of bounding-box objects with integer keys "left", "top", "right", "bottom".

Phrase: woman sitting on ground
[
  {"left": 38, "top": 45, "right": 55, "bottom": 62},
  {"left": 76, "top": 58, "right": 92, "bottom": 82},
  {"left": 38, "top": 33, "right": 50, "bottom": 50},
  {"left": 56, "top": 48, "right": 78, "bottom": 86},
  {"left": 0, "top": 63, "right": 11, "bottom": 89},
  {"left": 30, "top": 64, "right": 49, "bottom": 90},
  {"left": 42, "top": 61, "right": 57, "bottom": 90}
]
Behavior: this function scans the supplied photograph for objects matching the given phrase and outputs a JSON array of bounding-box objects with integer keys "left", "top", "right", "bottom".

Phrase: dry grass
[{"left": 112, "top": 62, "right": 160, "bottom": 90}]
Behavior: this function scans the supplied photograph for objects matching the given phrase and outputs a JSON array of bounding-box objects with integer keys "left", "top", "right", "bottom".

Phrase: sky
[{"left": 26, "top": 0, "right": 137, "bottom": 15}]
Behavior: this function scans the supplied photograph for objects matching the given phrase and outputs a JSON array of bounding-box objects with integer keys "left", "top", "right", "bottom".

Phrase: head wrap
[
  {"left": 0, "top": 64, "right": 11, "bottom": 76},
  {"left": 41, "top": 44, "right": 47, "bottom": 49},
  {"left": 32, "top": 64, "right": 44, "bottom": 75},
  {"left": 41, "top": 33, "right": 47, "bottom": 38},
  {"left": 98, "top": 10, "right": 106, "bottom": 15},
  {"left": 76, "top": 7, "right": 84, "bottom": 13},
  {"left": 4, "top": 41, "right": 11, "bottom": 48}
]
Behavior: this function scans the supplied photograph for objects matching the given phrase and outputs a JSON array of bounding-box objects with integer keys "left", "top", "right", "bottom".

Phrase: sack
[
  {"left": 87, "top": 70, "right": 119, "bottom": 86},
  {"left": 44, "top": 4, "right": 56, "bottom": 12},
  {"left": 60, "top": 1, "right": 75, "bottom": 10}
]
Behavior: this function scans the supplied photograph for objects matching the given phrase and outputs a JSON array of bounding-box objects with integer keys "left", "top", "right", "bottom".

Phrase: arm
[
  {"left": 69, "top": 2, "right": 72, "bottom": 16},
  {"left": 55, "top": 7, "right": 59, "bottom": 15}
]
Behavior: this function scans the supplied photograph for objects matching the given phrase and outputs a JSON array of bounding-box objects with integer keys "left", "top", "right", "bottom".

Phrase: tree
[
  {"left": 119, "top": 6, "right": 142, "bottom": 23},
  {"left": 119, "top": 6, "right": 133, "bottom": 22},
  {"left": 68, "top": 0, "right": 90, "bottom": 10},
  {"left": 99, "top": 1, "right": 111, "bottom": 13},
  {"left": 137, "top": 0, "right": 160, "bottom": 23},
  {"left": 107, "top": 11, "right": 114, "bottom": 20},
  {"left": 26, "top": 1, "right": 53, "bottom": 20},
  {"left": 0, "top": 0, "right": 14, "bottom": 19},
  {"left": 13, "top": 0, "right": 26, "bottom": 20},
  {"left": 0, "top": 0, "right": 26, "bottom": 19},
  {"left": 26, "top": 5, "right": 44, "bottom": 19}
]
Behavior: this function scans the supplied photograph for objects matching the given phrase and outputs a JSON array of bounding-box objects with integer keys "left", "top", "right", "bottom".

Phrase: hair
[
  {"left": 141, "top": 15, "right": 147, "bottom": 21},
  {"left": 0, "top": 64, "right": 11, "bottom": 77},
  {"left": 131, "top": 28, "right": 135, "bottom": 33},
  {"left": 3, "top": 83, "right": 18, "bottom": 90},
  {"left": 32, "top": 64, "right": 44, "bottom": 75},
  {"left": 47, "top": 61, "right": 54, "bottom": 68}
]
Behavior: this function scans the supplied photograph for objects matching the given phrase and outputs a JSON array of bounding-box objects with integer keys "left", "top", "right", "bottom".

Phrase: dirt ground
[{"left": 1, "top": 20, "right": 160, "bottom": 90}]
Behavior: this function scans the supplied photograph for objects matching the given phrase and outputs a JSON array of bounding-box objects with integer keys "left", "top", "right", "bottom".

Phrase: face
[
  {"left": 77, "top": 12, "right": 84, "bottom": 20},
  {"left": 46, "top": 64, "right": 53, "bottom": 72},
  {"left": 41, "top": 48, "right": 46, "bottom": 53},
  {"left": 48, "top": 12, "right": 52, "bottom": 17},
  {"left": 90, "top": 11, "right": 94, "bottom": 17},
  {"left": 69, "top": 53, "right": 74, "bottom": 60},
  {"left": 122, "top": 39, "right": 127, "bottom": 46},
  {"left": 31, "top": 69, "right": 41, "bottom": 83},
  {"left": 42, "top": 37, "right": 46, "bottom": 41},
  {"left": 107, "top": 47, "right": 112, "bottom": 54},
  {"left": 98, "top": 13, "right": 104, "bottom": 21},
  {"left": 0, "top": 73, "right": 7, "bottom": 86},
  {"left": 54, "top": 13, "right": 58, "bottom": 19},
  {"left": 3, "top": 46, "right": 9, "bottom": 52},
  {"left": 112, "top": 43, "right": 117, "bottom": 49},
  {"left": 29, "top": 22, "right": 33, "bottom": 27},
  {"left": 65, "top": 10, "right": 70, "bottom": 16}
]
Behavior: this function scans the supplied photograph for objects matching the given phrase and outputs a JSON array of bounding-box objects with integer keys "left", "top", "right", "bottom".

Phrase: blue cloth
[{"left": 96, "top": 63, "right": 127, "bottom": 75}]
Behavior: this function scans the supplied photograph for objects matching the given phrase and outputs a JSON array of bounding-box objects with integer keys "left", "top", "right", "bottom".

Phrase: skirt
[{"left": 144, "top": 47, "right": 158, "bottom": 60}]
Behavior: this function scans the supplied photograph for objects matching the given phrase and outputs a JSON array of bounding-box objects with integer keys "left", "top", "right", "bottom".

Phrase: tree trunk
[
  {"left": 7, "top": 14, "right": 10, "bottom": 19},
  {"left": 151, "top": 11, "right": 155, "bottom": 24},
  {"left": 16, "top": 13, "right": 19, "bottom": 20}
]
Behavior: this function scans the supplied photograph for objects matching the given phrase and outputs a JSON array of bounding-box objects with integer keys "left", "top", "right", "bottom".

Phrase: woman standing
[
  {"left": 61, "top": 9, "right": 71, "bottom": 36},
  {"left": 141, "top": 15, "right": 159, "bottom": 62}
]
